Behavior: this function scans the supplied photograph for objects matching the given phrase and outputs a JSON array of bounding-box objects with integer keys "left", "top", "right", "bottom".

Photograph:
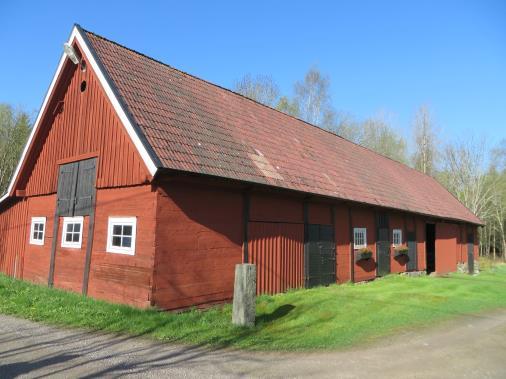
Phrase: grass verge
[{"left": 1, "top": 265, "right": 506, "bottom": 351}]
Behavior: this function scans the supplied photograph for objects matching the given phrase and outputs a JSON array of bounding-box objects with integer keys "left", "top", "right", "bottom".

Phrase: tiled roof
[{"left": 84, "top": 29, "right": 482, "bottom": 225}]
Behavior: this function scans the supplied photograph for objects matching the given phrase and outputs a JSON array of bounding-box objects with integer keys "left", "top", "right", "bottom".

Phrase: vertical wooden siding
[
  {"left": 0, "top": 199, "right": 28, "bottom": 278},
  {"left": 435, "top": 222, "right": 458, "bottom": 274},
  {"left": 248, "top": 222, "right": 304, "bottom": 295},
  {"left": 19, "top": 43, "right": 149, "bottom": 197}
]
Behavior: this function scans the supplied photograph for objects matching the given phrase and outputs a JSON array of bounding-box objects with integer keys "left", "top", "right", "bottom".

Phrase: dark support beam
[
  {"left": 331, "top": 205, "right": 337, "bottom": 283},
  {"left": 303, "top": 201, "right": 309, "bottom": 287},
  {"left": 242, "top": 191, "right": 250, "bottom": 263},
  {"left": 48, "top": 212, "right": 59, "bottom": 287},
  {"left": 82, "top": 189, "right": 97, "bottom": 296},
  {"left": 348, "top": 205, "right": 354, "bottom": 283}
]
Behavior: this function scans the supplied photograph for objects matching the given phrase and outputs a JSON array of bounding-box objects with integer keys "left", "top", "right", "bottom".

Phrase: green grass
[{"left": 1, "top": 265, "right": 506, "bottom": 351}]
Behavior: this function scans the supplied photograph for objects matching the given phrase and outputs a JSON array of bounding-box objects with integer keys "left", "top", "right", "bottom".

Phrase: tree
[
  {"left": 292, "top": 67, "right": 335, "bottom": 127},
  {"left": 0, "top": 104, "right": 31, "bottom": 194},
  {"left": 234, "top": 74, "right": 280, "bottom": 107},
  {"left": 412, "top": 105, "right": 438, "bottom": 176},
  {"left": 439, "top": 138, "right": 495, "bottom": 221},
  {"left": 276, "top": 96, "right": 300, "bottom": 118},
  {"left": 360, "top": 117, "right": 408, "bottom": 163}
]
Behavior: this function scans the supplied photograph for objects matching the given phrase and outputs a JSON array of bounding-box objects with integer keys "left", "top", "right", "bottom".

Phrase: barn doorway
[
  {"left": 376, "top": 212, "right": 390, "bottom": 276},
  {"left": 426, "top": 223, "right": 436, "bottom": 274},
  {"left": 467, "top": 232, "right": 474, "bottom": 274},
  {"left": 306, "top": 224, "right": 336, "bottom": 288}
]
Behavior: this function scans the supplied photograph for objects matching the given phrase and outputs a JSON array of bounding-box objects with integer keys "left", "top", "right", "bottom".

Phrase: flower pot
[{"left": 355, "top": 251, "right": 373, "bottom": 262}]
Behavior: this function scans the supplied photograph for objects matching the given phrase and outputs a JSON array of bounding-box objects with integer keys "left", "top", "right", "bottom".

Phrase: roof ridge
[{"left": 80, "top": 26, "right": 431, "bottom": 177}]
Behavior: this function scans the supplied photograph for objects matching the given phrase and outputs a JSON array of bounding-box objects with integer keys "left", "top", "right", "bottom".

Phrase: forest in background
[{"left": 1, "top": 70, "right": 505, "bottom": 258}]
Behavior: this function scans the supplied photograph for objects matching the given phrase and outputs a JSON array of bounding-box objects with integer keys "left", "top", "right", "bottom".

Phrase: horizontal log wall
[{"left": 153, "top": 181, "right": 242, "bottom": 310}]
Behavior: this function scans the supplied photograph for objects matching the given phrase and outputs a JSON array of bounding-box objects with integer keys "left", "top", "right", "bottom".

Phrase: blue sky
[{"left": 1, "top": 0, "right": 505, "bottom": 148}]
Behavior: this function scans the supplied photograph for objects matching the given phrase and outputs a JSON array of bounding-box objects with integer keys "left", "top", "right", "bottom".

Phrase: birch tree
[
  {"left": 440, "top": 138, "right": 494, "bottom": 220},
  {"left": 293, "top": 67, "right": 334, "bottom": 127},
  {"left": 412, "top": 105, "right": 438, "bottom": 176}
]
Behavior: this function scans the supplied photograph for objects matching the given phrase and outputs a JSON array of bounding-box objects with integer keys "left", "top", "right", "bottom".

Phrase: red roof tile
[{"left": 84, "top": 30, "right": 482, "bottom": 225}]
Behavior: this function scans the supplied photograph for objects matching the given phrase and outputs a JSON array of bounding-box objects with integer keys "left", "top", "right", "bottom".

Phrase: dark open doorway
[{"left": 426, "top": 223, "right": 436, "bottom": 274}]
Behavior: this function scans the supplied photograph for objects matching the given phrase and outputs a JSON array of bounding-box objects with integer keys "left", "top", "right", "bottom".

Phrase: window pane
[
  {"left": 33, "top": 231, "right": 38, "bottom": 240},
  {"left": 123, "top": 225, "right": 132, "bottom": 236},
  {"left": 39, "top": 224, "right": 44, "bottom": 233},
  {"left": 122, "top": 237, "right": 132, "bottom": 248},
  {"left": 112, "top": 236, "right": 121, "bottom": 247},
  {"left": 37, "top": 232, "right": 43, "bottom": 240},
  {"left": 72, "top": 233, "right": 79, "bottom": 242},
  {"left": 74, "top": 223, "right": 81, "bottom": 233},
  {"left": 113, "top": 225, "right": 122, "bottom": 235},
  {"left": 66, "top": 233, "right": 72, "bottom": 242},
  {"left": 67, "top": 224, "right": 73, "bottom": 233}
]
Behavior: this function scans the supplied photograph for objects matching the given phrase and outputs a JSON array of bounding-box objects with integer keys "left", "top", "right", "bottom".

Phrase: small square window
[
  {"left": 29, "top": 217, "right": 46, "bottom": 245},
  {"left": 393, "top": 229, "right": 402, "bottom": 246},
  {"left": 107, "top": 217, "right": 137, "bottom": 255},
  {"left": 353, "top": 228, "right": 367, "bottom": 249},
  {"left": 61, "top": 217, "right": 83, "bottom": 249}
]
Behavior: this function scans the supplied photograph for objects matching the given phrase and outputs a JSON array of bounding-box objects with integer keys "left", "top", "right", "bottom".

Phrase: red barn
[{"left": 0, "top": 25, "right": 482, "bottom": 309}]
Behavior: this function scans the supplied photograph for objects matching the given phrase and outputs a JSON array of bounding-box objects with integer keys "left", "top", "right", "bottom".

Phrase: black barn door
[
  {"left": 467, "top": 233, "right": 474, "bottom": 274},
  {"left": 406, "top": 231, "right": 417, "bottom": 271},
  {"left": 56, "top": 162, "right": 79, "bottom": 216},
  {"left": 376, "top": 213, "right": 390, "bottom": 276},
  {"left": 306, "top": 224, "right": 336, "bottom": 288},
  {"left": 56, "top": 158, "right": 96, "bottom": 216},
  {"left": 74, "top": 158, "right": 97, "bottom": 216}
]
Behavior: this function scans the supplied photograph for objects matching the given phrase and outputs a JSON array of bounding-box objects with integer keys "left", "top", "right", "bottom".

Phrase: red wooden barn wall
[
  {"left": 248, "top": 192, "right": 305, "bottom": 295},
  {"left": 0, "top": 39, "right": 155, "bottom": 308},
  {"left": 248, "top": 222, "right": 304, "bottom": 294},
  {"left": 152, "top": 181, "right": 243, "bottom": 310},
  {"left": 435, "top": 223, "right": 459, "bottom": 274},
  {"left": 23, "top": 194, "right": 55, "bottom": 284},
  {"left": 87, "top": 185, "right": 156, "bottom": 307},
  {"left": 0, "top": 199, "right": 28, "bottom": 278},
  {"left": 16, "top": 41, "right": 149, "bottom": 197},
  {"left": 351, "top": 207, "right": 377, "bottom": 282}
]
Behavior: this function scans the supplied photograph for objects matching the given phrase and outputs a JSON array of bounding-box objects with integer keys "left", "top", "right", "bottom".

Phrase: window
[
  {"left": 393, "top": 229, "right": 402, "bottom": 246},
  {"left": 29, "top": 217, "right": 46, "bottom": 245},
  {"left": 353, "top": 228, "right": 367, "bottom": 249},
  {"left": 107, "top": 217, "right": 137, "bottom": 255},
  {"left": 61, "top": 217, "right": 83, "bottom": 249}
]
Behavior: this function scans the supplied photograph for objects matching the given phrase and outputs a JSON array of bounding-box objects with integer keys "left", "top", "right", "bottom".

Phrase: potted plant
[
  {"left": 394, "top": 246, "right": 409, "bottom": 258},
  {"left": 355, "top": 247, "right": 373, "bottom": 262}
]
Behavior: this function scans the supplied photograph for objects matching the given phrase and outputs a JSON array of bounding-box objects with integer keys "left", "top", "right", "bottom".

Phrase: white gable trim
[{"left": 0, "top": 26, "right": 158, "bottom": 204}]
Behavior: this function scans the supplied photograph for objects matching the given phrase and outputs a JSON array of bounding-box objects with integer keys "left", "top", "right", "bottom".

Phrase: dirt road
[{"left": 1, "top": 311, "right": 505, "bottom": 378}]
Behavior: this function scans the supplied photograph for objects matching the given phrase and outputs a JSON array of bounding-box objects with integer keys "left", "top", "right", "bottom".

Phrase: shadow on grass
[{"left": 256, "top": 304, "right": 295, "bottom": 325}]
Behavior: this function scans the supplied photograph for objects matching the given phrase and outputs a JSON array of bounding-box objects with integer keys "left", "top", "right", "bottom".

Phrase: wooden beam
[{"left": 242, "top": 191, "right": 250, "bottom": 263}]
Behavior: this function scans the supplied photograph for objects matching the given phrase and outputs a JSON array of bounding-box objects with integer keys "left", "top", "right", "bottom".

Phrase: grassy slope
[{"left": 1, "top": 265, "right": 506, "bottom": 351}]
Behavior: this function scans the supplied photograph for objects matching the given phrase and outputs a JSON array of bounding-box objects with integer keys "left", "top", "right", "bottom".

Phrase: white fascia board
[{"left": 0, "top": 26, "right": 158, "bottom": 205}]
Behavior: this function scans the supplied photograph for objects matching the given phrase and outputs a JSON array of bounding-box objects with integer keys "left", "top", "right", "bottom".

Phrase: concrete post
[{"left": 232, "top": 263, "right": 256, "bottom": 327}]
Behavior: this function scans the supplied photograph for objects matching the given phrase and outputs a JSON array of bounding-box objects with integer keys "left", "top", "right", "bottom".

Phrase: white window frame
[
  {"left": 353, "top": 227, "right": 367, "bottom": 249},
  {"left": 61, "top": 216, "right": 84, "bottom": 249},
  {"left": 393, "top": 229, "right": 402, "bottom": 247},
  {"left": 29, "top": 217, "right": 46, "bottom": 245},
  {"left": 107, "top": 217, "right": 137, "bottom": 255}
]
